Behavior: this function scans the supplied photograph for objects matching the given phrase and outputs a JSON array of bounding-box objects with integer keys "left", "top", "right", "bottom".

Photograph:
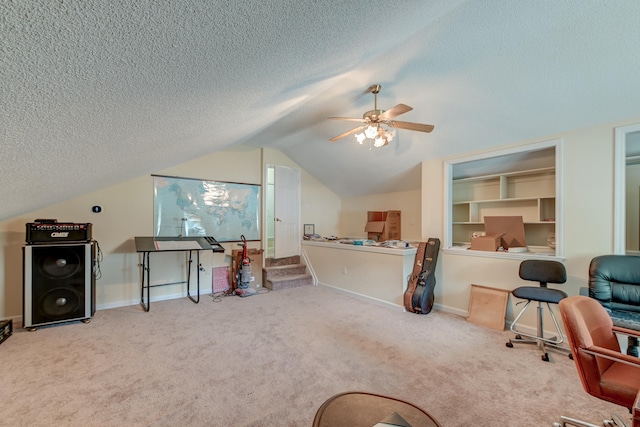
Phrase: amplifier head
[{"left": 26, "top": 222, "right": 92, "bottom": 244}]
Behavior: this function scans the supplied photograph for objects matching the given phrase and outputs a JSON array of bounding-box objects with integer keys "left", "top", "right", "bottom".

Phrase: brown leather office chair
[{"left": 554, "top": 296, "right": 640, "bottom": 427}]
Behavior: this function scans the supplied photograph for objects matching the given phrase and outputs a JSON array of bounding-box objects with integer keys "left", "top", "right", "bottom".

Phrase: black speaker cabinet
[{"left": 23, "top": 242, "right": 95, "bottom": 329}]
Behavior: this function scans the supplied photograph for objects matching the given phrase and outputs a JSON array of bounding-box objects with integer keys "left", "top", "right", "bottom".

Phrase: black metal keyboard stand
[
  {"left": 140, "top": 250, "right": 151, "bottom": 311},
  {"left": 186, "top": 249, "right": 200, "bottom": 304},
  {"left": 135, "top": 236, "right": 224, "bottom": 312}
]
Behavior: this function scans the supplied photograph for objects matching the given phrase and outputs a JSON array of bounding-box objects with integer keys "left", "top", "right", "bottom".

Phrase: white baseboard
[
  {"left": 317, "top": 283, "right": 404, "bottom": 311},
  {"left": 96, "top": 287, "right": 214, "bottom": 311},
  {"left": 313, "top": 285, "right": 567, "bottom": 341},
  {"left": 10, "top": 285, "right": 565, "bottom": 344},
  {"left": 6, "top": 287, "right": 217, "bottom": 329},
  {"left": 3, "top": 314, "right": 22, "bottom": 329},
  {"left": 432, "top": 303, "right": 467, "bottom": 318}
]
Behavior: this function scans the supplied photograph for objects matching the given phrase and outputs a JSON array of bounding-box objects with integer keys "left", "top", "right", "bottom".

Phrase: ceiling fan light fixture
[
  {"left": 356, "top": 124, "right": 395, "bottom": 149},
  {"left": 373, "top": 136, "right": 387, "bottom": 148},
  {"left": 364, "top": 125, "right": 378, "bottom": 139},
  {"left": 385, "top": 128, "right": 396, "bottom": 142}
]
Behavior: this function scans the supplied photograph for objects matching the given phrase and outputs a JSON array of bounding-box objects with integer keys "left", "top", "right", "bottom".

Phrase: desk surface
[
  {"left": 135, "top": 236, "right": 224, "bottom": 253},
  {"left": 610, "top": 309, "right": 640, "bottom": 331}
]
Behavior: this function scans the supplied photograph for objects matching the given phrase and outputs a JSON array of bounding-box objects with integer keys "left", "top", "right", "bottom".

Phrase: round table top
[{"left": 312, "top": 391, "right": 442, "bottom": 427}]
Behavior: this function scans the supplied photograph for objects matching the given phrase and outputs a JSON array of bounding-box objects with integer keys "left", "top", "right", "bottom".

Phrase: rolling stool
[{"left": 506, "top": 260, "right": 572, "bottom": 361}]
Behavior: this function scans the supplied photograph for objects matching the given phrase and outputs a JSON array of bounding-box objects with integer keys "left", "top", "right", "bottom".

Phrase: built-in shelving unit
[
  {"left": 451, "top": 167, "right": 556, "bottom": 251},
  {"left": 444, "top": 139, "right": 561, "bottom": 258}
]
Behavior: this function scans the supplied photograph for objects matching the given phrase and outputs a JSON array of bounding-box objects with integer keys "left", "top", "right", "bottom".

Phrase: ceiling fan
[{"left": 328, "top": 84, "right": 434, "bottom": 147}]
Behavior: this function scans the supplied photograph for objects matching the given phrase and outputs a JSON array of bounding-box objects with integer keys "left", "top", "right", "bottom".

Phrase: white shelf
[{"left": 453, "top": 196, "right": 553, "bottom": 205}]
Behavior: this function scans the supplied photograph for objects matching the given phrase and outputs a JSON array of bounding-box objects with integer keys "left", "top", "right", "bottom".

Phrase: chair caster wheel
[
  {"left": 568, "top": 353, "right": 573, "bottom": 360},
  {"left": 515, "top": 334, "right": 522, "bottom": 339},
  {"left": 506, "top": 341, "right": 513, "bottom": 348},
  {"left": 542, "top": 353, "right": 549, "bottom": 362}
]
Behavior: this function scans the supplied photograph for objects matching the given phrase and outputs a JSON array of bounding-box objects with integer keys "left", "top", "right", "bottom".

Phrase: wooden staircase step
[
  {"left": 263, "top": 256, "right": 312, "bottom": 291},
  {"left": 265, "top": 256, "right": 300, "bottom": 267},
  {"left": 265, "top": 273, "right": 313, "bottom": 291},
  {"left": 263, "top": 263, "right": 307, "bottom": 279}
]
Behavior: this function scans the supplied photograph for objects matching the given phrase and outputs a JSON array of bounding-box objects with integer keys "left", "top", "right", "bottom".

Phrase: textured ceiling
[{"left": 2, "top": 1, "right": 640, "bottom": 221}]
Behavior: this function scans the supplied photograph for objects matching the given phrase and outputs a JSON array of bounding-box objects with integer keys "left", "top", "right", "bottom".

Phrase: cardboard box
[
  {"left": 231, "top": 248, "right": 263, "bottom": 289},
  {"left": 470, "top": 233, "right": 504, "bottom": 251},
  {"left": 484, "top": 216, "right": 526, "bottom": 249},
  {"left": 365, "top": 210, "right": 401, "bottom": 241}
]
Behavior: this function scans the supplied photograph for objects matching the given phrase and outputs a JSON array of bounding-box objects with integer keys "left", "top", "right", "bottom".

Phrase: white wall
[
  {"left": 302, "top": 242, "right": 415, "bottom": 308},
  {"left": 340, "top": 189, "right": 421, "bottom": 240},
  {"left": 422, "top": 117, "right": 640, "bottom": 328},
  {"left": 4, "top": 117, "right": 639, "bottom": 331},
  {"left": 262, "top": 148, "right": 342, "bottom": 238},
  {"left": 0, "top": 148, "right": 341, "bottom": 320}
]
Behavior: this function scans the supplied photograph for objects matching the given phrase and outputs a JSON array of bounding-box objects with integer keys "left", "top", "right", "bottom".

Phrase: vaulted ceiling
[{"left": 2, "top": 1, "right": 640, "bottom": 221}]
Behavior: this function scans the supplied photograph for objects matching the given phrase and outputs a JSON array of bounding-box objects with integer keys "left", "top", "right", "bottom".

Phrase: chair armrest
[
  {"left": 613, "top": 325, "right": 640, "bottom": 339},
  {"left": 582, "top": 344, "right": 640, "bottom": 368}
]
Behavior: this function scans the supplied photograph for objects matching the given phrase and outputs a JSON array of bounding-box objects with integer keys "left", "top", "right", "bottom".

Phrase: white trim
[
  {"left": 302, "top": 240, "right": 417, "bottom": 256},
  {"left": 555, "top": 139, "right": 564, "bottom": 257},
  {"left": 442, "top": 247, "right": 565, "bottom": 261},
  {"left": 443, "top": 160, "right": 453, "bottom": 254},
  {"left": 300, "top": 248, "right": 318, "bottom": 285},
  {"left": 23, "top": 246, "right": 32, "bottom": 327},
  {"left": 613, "top": 123, "right": 640, "bottom": 254}
]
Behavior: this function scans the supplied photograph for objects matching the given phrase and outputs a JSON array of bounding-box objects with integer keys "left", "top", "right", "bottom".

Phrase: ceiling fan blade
[
  {"left": 329, "top": 125, "right": 366, "bottom": 142},
  {"left": 390, "top": 120, "right": 434, "bottom": 133},
  {"left": 378, "top": 104, "right": 413, "bottom": 120},
  {"left": 328, "top": 116, "right": 367, "bottom": 123}
]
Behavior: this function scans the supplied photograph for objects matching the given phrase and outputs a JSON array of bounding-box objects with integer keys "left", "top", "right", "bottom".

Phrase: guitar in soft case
[
  {"left": 403, "top": 241, "right": 427, "bottom": 312},
  {"left": 410, "top": 238, "right": 440, "bottom": 314}
]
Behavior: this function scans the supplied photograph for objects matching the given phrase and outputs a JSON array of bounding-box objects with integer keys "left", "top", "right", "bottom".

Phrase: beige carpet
[{"left": 1, "top": 285, "right": 628, "bottom": 426}]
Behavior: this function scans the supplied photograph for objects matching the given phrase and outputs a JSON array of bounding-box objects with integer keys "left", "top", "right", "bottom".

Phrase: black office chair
[
  {"left": 506, "top": 260, "right": 571, "bottom": 361},
  {"left": 588, "top": 255, "right": 640, "bottom": 357}
]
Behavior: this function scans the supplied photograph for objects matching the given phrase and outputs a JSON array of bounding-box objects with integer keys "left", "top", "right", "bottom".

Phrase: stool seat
[
  {"left": 505, "top": 260, "right": 571, "bottom": 362},
  {"left": 313, "top": 391, "right": 441, "bottom": 427},
  {"left": 512, "top": 286, "right": 568, "bottom": 304}
]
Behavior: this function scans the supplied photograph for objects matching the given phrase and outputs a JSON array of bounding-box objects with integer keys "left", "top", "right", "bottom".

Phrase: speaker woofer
[
  {"left": 38, "top": 287, "right": 81, "bottom": 318},
  {"left": 38, "top": 248, "right": 82, "bottom": 279}
]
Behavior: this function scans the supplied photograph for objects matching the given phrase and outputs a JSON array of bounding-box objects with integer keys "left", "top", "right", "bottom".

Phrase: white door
[{"left": 274, "top": 165, "right": 300, "bottom": 259}]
